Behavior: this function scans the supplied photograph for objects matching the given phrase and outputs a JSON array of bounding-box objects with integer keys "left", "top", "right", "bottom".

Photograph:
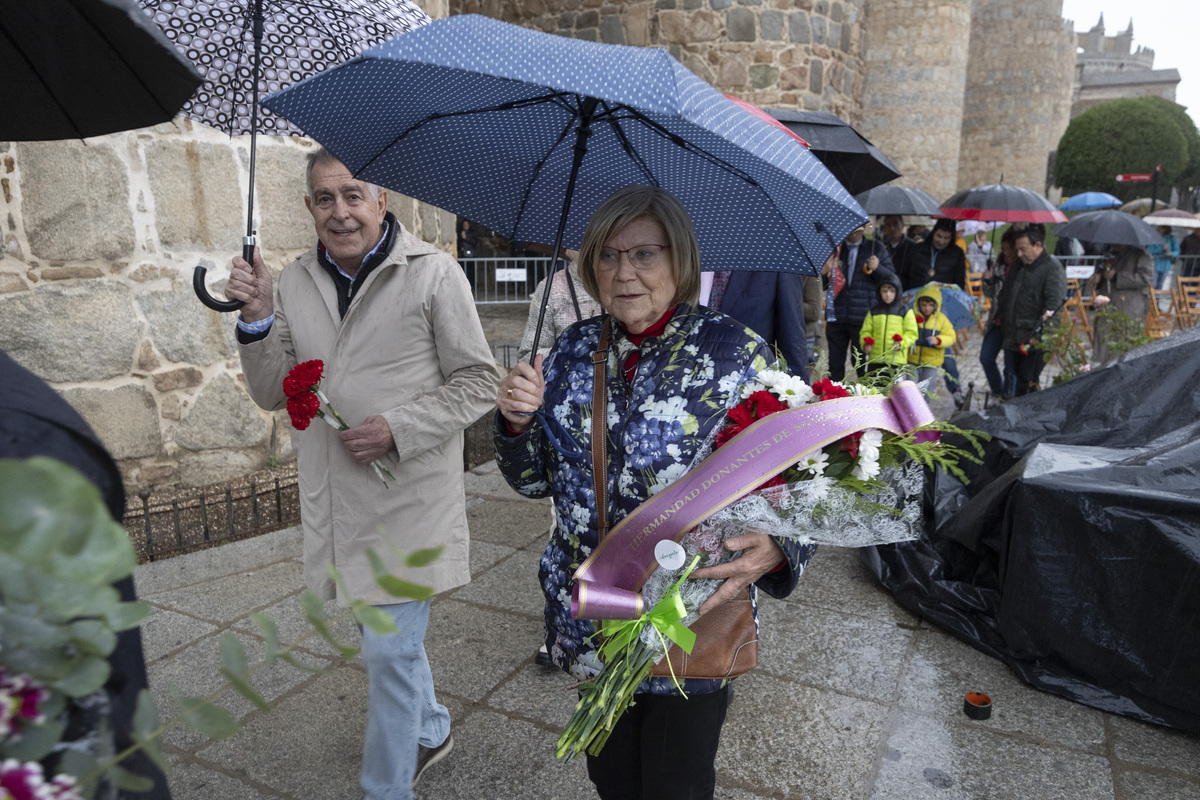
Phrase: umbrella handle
[{"left": 192, "top": 240, "right": 252, "bottom": 313}]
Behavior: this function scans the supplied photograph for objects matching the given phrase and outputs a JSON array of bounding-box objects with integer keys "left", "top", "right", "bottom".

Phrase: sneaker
[
  {"left": 413, "top": 734, "right": 453, "bottom": 788},
  {"left": 534, "top": 644, "right": 553, "bottom": 667}
]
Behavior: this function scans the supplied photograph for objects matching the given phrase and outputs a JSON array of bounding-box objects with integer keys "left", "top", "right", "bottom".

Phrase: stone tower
[
  {"left": 956, "top": 0, "right": 1077, "bottom": 193},
  {"left": 856, "top": 0, "right": 973, "bottom": 201}
]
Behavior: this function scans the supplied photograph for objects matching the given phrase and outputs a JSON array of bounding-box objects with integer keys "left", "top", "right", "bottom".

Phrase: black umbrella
[
  {"left": 1053, "top": 210, "right": 1164, "bottom": 247},
  {"left": 0, "top": 0, "right": 201, "bottom": 141},
  {"left": 765, "top": 108, "right": 901, "bottom": 194},
  {"left": 138, "top": 0, "right": 432, "bottom": 311},
  {"left": 855, "top": 184, "right": 942, "bottom": 217}
]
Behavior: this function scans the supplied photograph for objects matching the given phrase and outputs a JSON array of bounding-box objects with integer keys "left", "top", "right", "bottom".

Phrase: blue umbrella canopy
[
  {"left": 1058, "top": 192, "right": 1122, "bottom": 211},
  {"left": 261, "top": 14, "right": 865, "bottom": 277}
]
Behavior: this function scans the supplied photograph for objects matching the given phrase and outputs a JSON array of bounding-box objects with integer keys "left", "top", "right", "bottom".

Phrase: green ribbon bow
[{"left": 598, "top": 555, "right": 701, "bottom": 693}]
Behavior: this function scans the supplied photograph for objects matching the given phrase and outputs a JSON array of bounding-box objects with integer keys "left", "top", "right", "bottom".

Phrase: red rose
[
  {"left": 892, "top": 333, "right": 904, "bottom": 342},
  {"left": 863, "top": 336, "right": 875, "bottom": 347},
  {"left": 287, "top": 391, "right": 320, "bottom": 430}
]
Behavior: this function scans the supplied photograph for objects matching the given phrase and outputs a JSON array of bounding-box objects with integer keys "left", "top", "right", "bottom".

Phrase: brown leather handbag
[{"left": 590, "top": 318, "right": 758, "bottom": 681}]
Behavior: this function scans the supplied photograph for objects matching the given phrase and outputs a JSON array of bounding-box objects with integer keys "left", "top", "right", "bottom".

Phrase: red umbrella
[{"left": 940, "top": 183, "right": 1067, "bottom": 224}]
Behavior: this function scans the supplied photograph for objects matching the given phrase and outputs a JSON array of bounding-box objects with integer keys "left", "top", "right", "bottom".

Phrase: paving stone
[
  {"left": 1113, "top": 769, "right": 1200, "bottom": 800},
  {"left": 165, "top": 762, "right": 278, "bottom": 800},
  {"left": 139, "top": 605, "right": 219, "bottom": 663},
  {"left": 717, "top": 671, "right": 889, "bottom": 798},
  {"left": 466, "top": 497, "right": 554, "bottom": 549},
  {"left": 229, "top": 592, "right": 359, "bottom": 661},
  {"left": 426, "top": 600, "right": 543, "bottom": 702},
  {"left": 484, "top": 664, "right": 577, "bottom": 730},
  {"left": 467, "top": 539, "right": 515, "bottom": 578},
  {"left": 757, "top": 598, "right": 915, "bottom": 703},
  {"left": 869, "top": 711, "right": 1114, "bottom": 800},
  {"left": 784, "top": 544, "right": 921, "bottom": 626},
  {"left": 451, "top": 548, "right": 544, "bottom": 618},
  {"left": 895, "top": 628, "right": 1108, "bottom": 753},
  {"left": 1108, "top": 714, "right": 1200, "bottom": 777},
  {"left": 463, "top": 460, "right": 544, "bottom": 501},
  {"left": 134, "top": 525, "right": 302, "bottom": 595},
  {"left": 147, "top": 631, "right": 330, "bottom": 751},
  {"left": 192, "top": 667, "right": 366, "bottom": 798},
  {"left": 413, "top": 710, "right": 592, "bottom": 800},
  {"left": 145, "top": 559, "right": 303, "bottom": 624}
]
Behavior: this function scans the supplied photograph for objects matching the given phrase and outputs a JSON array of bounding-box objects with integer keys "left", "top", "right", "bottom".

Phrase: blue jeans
[
  {"left": 942, "top": 352, "right": 960, "bottom": 394},
  {"left": 979, "top": 325, "right": 1015, "bottom": 397},
  {"left": 361, "top": 600, "right": 450, "bottom": 800}
]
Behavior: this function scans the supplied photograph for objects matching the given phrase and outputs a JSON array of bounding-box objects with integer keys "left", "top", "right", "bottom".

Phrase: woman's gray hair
[
  {"left": 577, "top": 185, "right": 702, "bottom": 307},
  {"left": 305, "top": 146, "right": 381, "bottom": 201}
]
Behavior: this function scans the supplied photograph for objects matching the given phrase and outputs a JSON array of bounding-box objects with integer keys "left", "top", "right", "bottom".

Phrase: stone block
[
  {"left": 661, "top": 10, "right": 721, "bottom": 42},
  {"left": 811, "top": 14, "right": 827, "bottom": 44},
  {"left": 727, "top": 7, "right": 757, "bottom": 41},
  {"left": 814, "top": 0, "right": 829, "bottom": 15},
  {"left": 841, "top": 17, "right": 853, "bottom": 51},
  {"left": 175, "top": 373, "right": 269, "bottom": 452},
  {"left": 137, "top": 462, "right": 178, "bottom": 485},
  {"left": 3, "top": 235, "right": 24, "bottom": 262},
  {"left": 830, "top": 0, "right": 843, "bottom": 22},
  {"left": 0, "top": 272, "right": 25, "bottom": 293},
  {"left": 683, "top": 0, "right": 703, "bottom": 8},
  {"left": 575, "top": 9, "right": 599, "bottom": 27},
  {"left": 175, "top": 448, "right": 264, "bottom": 488},
  {"left": 153, "top": 367, "right": 204, "bottom": 392},
  {"left": 599, "top": 13, "right": 625, "bottom": 43},
  {"left": 789, "top": 11, "right": 810, "bottom": 43},
  {"left": 655, "top": 0, "right": 676, "bottom": 9},
  {"left": 719, "top": 54, "right": 751, "bottom": 86},
  {"left": 0, "top": 282, "right": 138, "bottom": 382},
  {"left": 146, "top": 141, "right": 242, "bottom": 252},
  {"left": 810, "top": 58, "right": 825, "bottom": 93},
  {"left": 253, "top": 145, "right": 316, "bottom": 251},
  {"left": 761, "top": 9, "right": 784, "bottom": 39},
  {"left": 60, "top": 384, "right": 161, "bottom": 460},
  {"left": 16, "top": 141, "right": 135, "bottom": 262},
  {"left": 780, "top": 65, "right": 810, "bottom": 92},
  {"left": 137, "top": 281, "right": 236, "bottom": 366},
  {"left": 137, "top": 340, "right": 161, "bottom": 371},
  {"left": 750, "top": 64, "right": 781, "bottom": 89},
  {"left": 40, "top": 266, "right": 105, "bottom": 281},
  {"left": 710, "top": 0, "right": 730, "bottom": 8}
]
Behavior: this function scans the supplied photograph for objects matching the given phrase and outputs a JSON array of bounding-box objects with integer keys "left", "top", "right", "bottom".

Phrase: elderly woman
[{"left": 494, "top": 186, "right": 813, "bottom": 799}]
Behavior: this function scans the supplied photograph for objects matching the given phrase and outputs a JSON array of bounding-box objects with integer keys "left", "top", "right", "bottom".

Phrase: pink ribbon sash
[{"left": 571, "top": 380, "right": 935, "bottom": 621}]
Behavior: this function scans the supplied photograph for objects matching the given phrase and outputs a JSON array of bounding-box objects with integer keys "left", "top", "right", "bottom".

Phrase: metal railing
[{"left": 459, "top": 256, "right": 557, "bottom": 304}]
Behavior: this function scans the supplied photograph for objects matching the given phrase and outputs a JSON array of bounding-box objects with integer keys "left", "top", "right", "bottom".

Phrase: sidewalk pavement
[{"left": 136, "top": 459, "right": 1200, "bottom": 800}]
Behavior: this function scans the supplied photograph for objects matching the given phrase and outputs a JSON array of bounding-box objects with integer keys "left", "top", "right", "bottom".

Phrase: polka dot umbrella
[
  {"left": 136, "top": 0, "right": 432, "bottom": 310},
  {"left": 261, "top": 14, "right": 867, "bottom": 355}
]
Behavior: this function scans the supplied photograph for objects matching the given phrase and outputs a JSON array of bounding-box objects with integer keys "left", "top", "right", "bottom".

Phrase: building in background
[{"left": 1071, "top": 15, "right": 1181, "bottom": 119}]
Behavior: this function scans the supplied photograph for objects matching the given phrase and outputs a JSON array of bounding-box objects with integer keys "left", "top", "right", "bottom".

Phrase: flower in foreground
[
  {"left": 0, "top": 670, "right": 47, "bottom": 741},
  {"left": 0, "top": 760, "right": 84, "bottom": 800}
]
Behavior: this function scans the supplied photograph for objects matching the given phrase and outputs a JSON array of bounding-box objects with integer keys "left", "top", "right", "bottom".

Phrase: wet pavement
[{"left": 133, "top": 303, "right": 1199, "bottom": 798}]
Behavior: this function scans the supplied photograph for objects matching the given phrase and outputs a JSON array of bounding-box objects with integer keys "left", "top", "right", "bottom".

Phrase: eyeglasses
[{"left": 596, "top": 243, "right": 671, "bottom": 270}]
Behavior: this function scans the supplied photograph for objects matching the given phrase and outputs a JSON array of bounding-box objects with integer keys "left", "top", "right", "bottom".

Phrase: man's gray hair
[{"left": 305, "top": 146, "right": 381, "bottom": 201}]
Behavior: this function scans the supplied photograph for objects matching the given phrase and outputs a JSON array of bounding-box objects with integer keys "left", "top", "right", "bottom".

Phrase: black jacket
[
  {"left": 828, "top": 239, "right": 897, "bottom": 327},
  {"left": 902, "top": 239, "right": 967, "bottom": 291}
]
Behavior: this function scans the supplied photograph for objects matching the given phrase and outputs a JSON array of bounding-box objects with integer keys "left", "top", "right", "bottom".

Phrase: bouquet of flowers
[
  {"left": 557, "top": 371, "right": 983, "bottom": 759},
  {"left": 283, "top": 360, "right": 395, "bottom": 487}
]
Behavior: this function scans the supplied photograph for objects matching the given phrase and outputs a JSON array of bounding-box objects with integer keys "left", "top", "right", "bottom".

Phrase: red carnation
[
  {"left": 811, "top": 378, "right": 851, "bottom": 401},
  {"left": 863, "top": 336, "right": 875, "bottom": 347},
  {"left": 840, "top": 430, "right": 863, "bottom": 459},
  {"left": 892, "top": 333, "right": 904, "bottom": 343},
  {"left": 715, "top": 391, "right": 787, "bottom": 448},
  {"left": 287, "top": 391, "right": 320, "bottom": 430},
  {"left": 915, "top": 314, "right": 924, "bottom": 324},
  {"left": 284, "top": 360, "right": 325, "bottom": 397}
]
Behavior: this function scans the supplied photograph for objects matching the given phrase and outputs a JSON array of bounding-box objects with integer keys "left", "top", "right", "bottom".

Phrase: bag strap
[{"left": 592, "top": 317, "right": 612, "bottom": 539}]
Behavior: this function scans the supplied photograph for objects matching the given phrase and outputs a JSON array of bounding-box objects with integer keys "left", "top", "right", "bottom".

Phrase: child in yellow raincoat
[
  {"left": 907, "top": 284, "right": 956, "bottom": 388},
  {"left": 859, "top": 276, "right": 918, "bottom": 371}
]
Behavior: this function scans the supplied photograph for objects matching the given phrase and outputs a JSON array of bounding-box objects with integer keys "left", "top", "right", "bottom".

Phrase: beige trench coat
[{"left": 239, "top": 224, "right": 500, "bottom": 605}]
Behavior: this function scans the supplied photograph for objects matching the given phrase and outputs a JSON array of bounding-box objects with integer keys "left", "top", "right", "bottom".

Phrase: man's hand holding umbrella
[{"left": 226, "top": 248, "right": 274, "bottom": 323}]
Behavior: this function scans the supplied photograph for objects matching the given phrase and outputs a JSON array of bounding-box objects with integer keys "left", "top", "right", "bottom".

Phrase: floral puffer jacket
[{"left": 494, "top": 304, "right": 816, "bottom": 696}]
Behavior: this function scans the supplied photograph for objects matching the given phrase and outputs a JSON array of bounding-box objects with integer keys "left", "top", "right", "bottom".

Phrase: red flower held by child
[
  {"left": 863, "top": 336, "right": 875, "bottom": 347},
  {"left": 892, "top": 333, "right": 904, "bottom": 343}
]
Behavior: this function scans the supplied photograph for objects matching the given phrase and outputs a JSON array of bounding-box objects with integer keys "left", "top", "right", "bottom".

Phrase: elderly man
[
  {"left": 226, "top": 148, "right": 500, "bottom": 799},
  {"left": 996, "top": 227, "right": 1066, "bottom": 396}
]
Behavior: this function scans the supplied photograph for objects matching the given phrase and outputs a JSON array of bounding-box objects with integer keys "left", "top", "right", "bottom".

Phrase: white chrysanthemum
[
  {"left": 852, "top": 429, "right": 884, "bottom": 480},
  {"left": 739, "top": 380, "right": 767, "bottom": 400},
  {"left": 772, "top": 374, "right": 815, "bottom": 407},
  {"left": 804, "top": 475, "right": 833, "bottom": 502},
  {"left": 796, "top": 449, "right": 829, "bottom": 477},
  {"left": 754, "top": 368, "right": 789, "bottom": 388}
]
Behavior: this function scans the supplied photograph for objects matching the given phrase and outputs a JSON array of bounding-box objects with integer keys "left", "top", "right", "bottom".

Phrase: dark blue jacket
[
  {"left": 717, "top": 270, "right": 809, "bottom": 380},
  {"left": 830, "top": 238, "right": 897, "bottom": 327}
]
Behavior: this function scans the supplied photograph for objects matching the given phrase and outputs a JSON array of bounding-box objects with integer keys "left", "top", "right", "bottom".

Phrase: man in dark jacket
[
  {"left": 901, "top": 217, "right": 967, "bottom": 291},
  {"left": 1180, "top": 229, "right": 1200, "bottom": 278},
  {"left": 878, "top": 215, "right": 916, "bottom": 280},
  {"left": 996, "top": 228, "right": 1067, "bottom": 396},
  {"left": 823, "top": 225, "right": 897, "bottom": 381},
  {"left": 711, "top": 271, "right": 809, "bottom": 380}
]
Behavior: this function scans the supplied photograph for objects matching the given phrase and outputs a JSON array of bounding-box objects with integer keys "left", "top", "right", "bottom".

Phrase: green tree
[{"left": 1054, "top": 97, "right": 1191, "bottom": 200}]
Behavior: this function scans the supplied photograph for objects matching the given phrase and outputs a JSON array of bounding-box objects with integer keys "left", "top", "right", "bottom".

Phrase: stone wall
[
  {"left": 857, "top": 0, "right": 972, "bottom": 201},
  {"left": 451, "top": 0, "right": 867, "bottom": 122},
  {"left": 0, "top": 122, "right": 456, "bottom": 491},
  {"left": 956, "top": 0, "right": 1076, "bottom": 193}
]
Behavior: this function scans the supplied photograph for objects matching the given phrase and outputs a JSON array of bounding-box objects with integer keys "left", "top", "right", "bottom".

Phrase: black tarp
[{"left": 863, "top": 326, "right": 1200, "bottom": 731}]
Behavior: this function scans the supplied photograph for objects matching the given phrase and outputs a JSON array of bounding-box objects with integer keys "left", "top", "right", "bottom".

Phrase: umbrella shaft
[{"left": 246, "top": 0, "right": 265, "bottom": 241}]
